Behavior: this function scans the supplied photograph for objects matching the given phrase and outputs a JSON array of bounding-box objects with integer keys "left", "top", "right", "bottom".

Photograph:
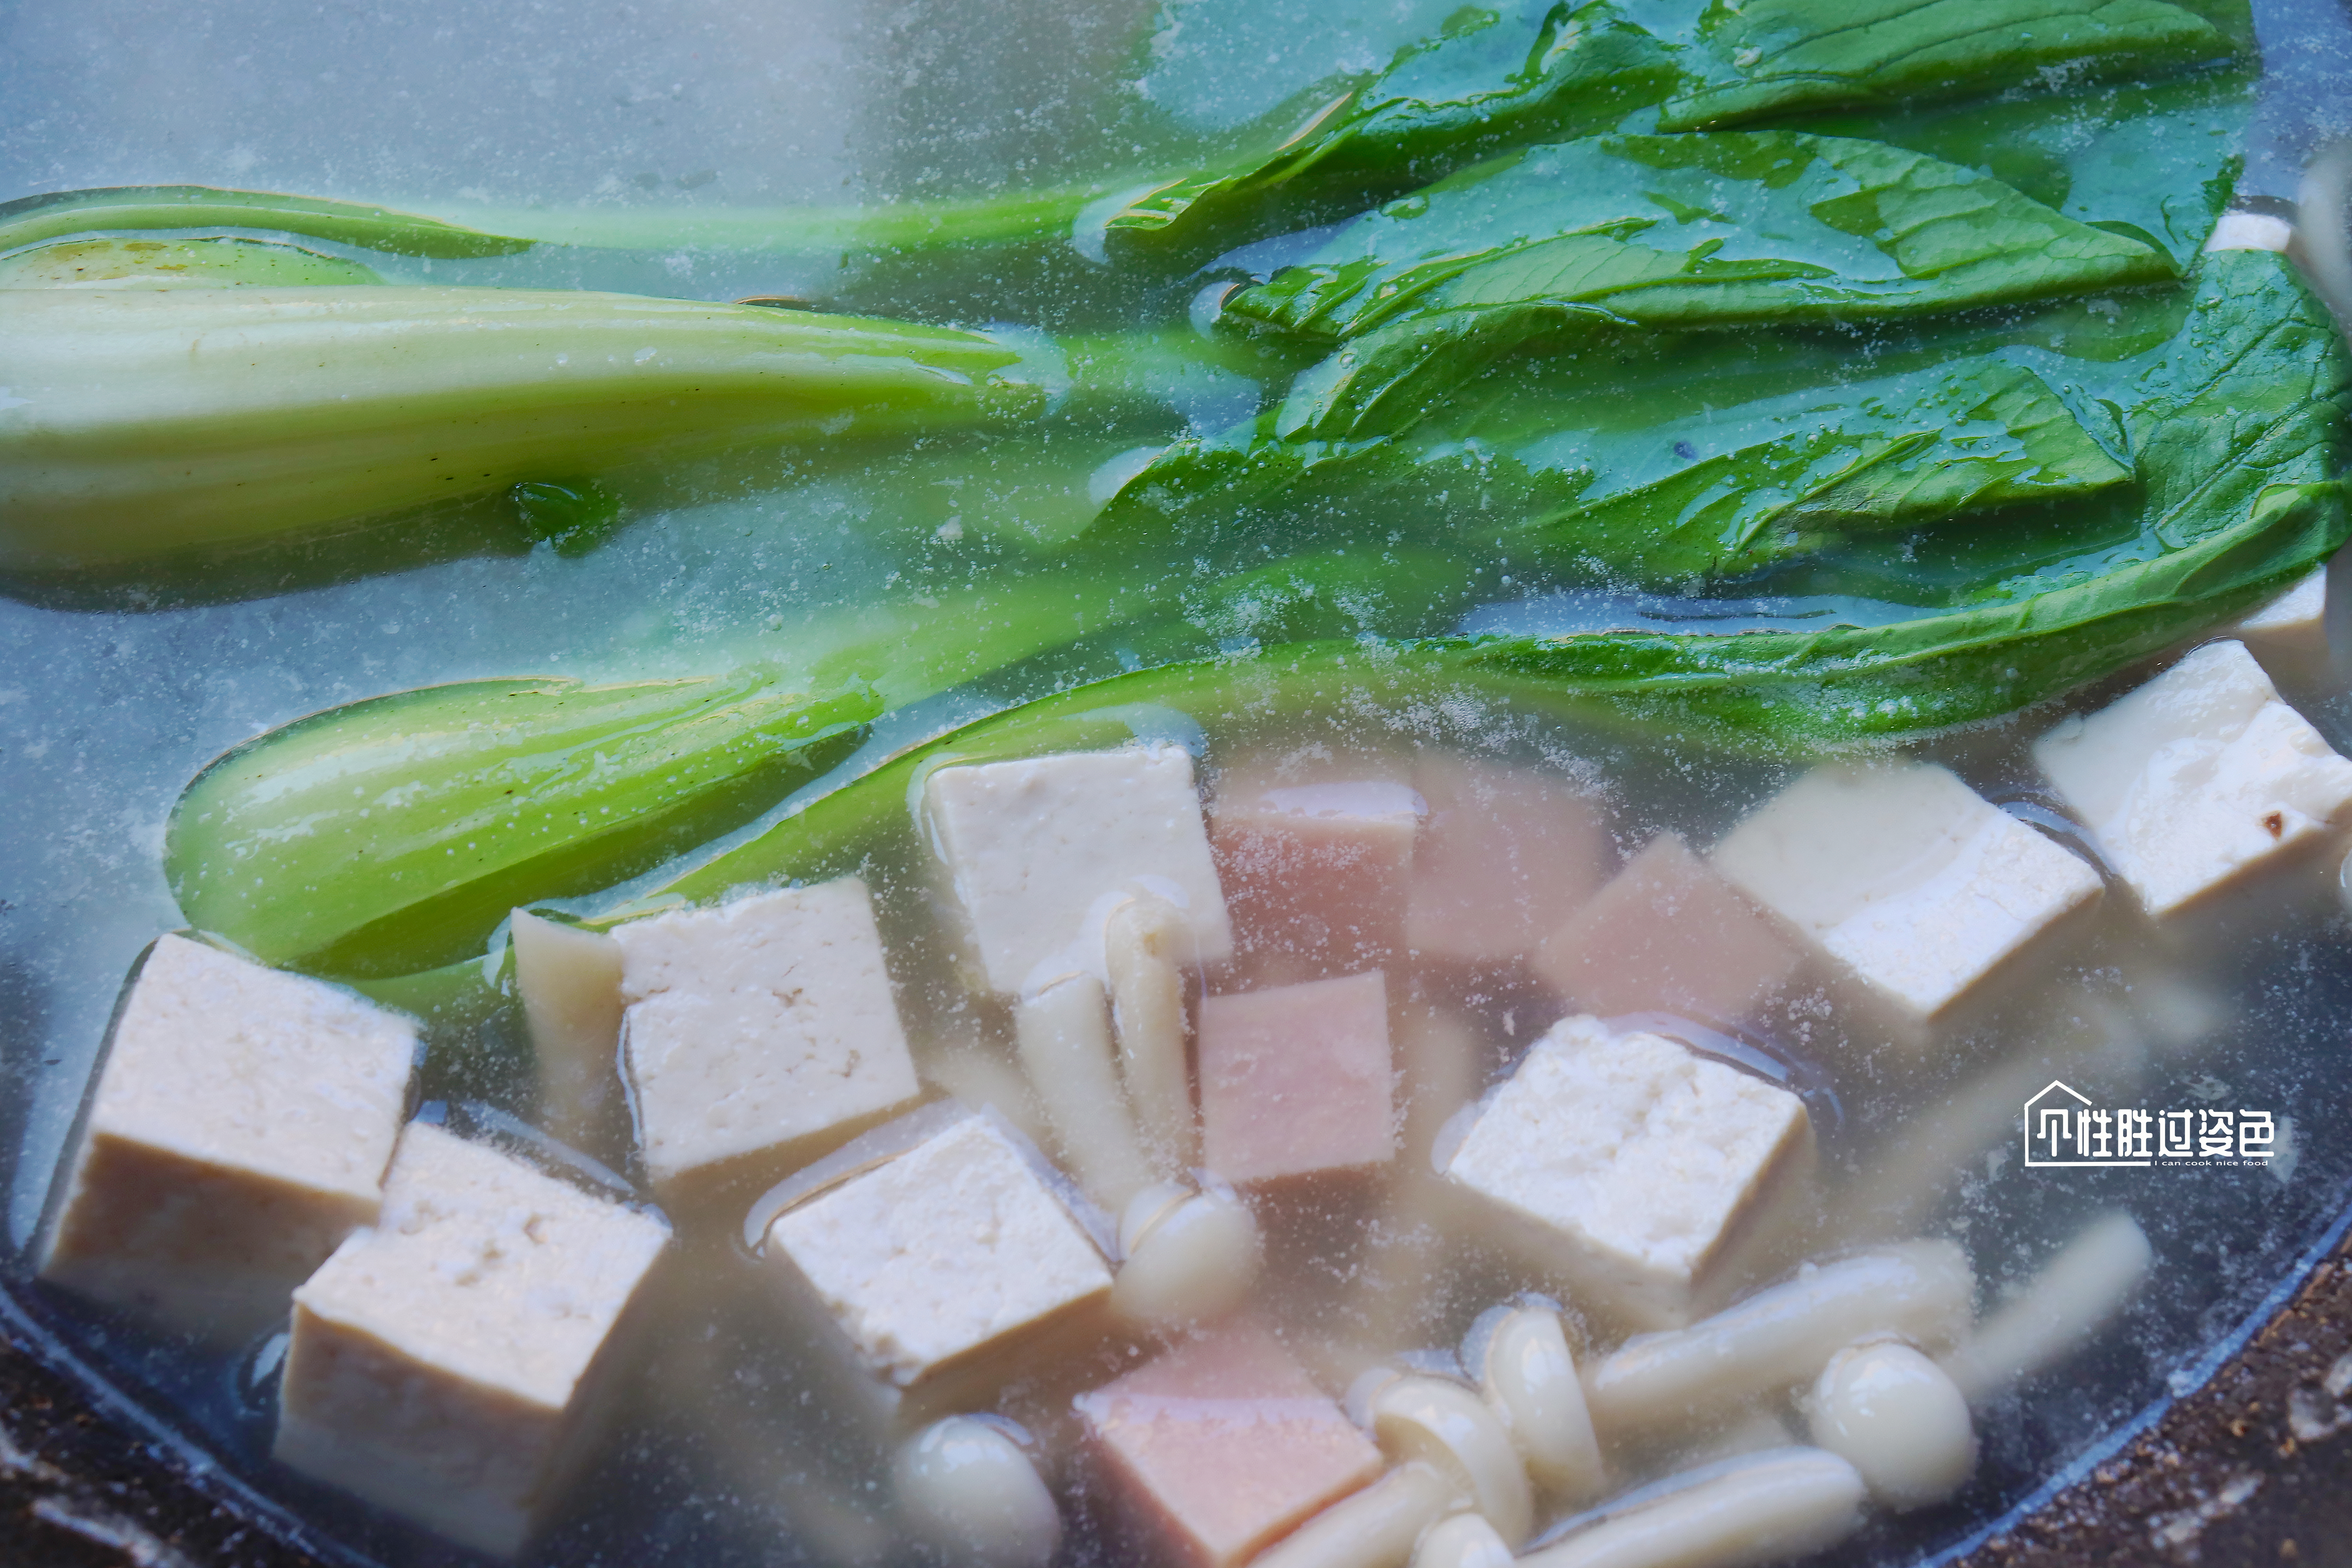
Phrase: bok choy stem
[
  {"left": 0, "top": 286, "right": 1055, "bottom": 571},
  {"left": 0, "top": 180, "right": 1133, "bottom": 263}
]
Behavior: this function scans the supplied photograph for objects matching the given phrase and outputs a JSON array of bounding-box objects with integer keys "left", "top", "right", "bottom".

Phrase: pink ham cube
[
  {"left": 1076, "top": 1318, "right": 1383, "bottom": 1568},
  {"left": 1531, "top": 833, "right": 1801, "bottom": 1025},
  {"left": 1198, "top": 972, "right": 1393, "bottom": 1185},
  {"left": 1210, "top": 775, "right": 1421, "bottom": 980},
  {"left": 1405, "top": 755, "right": 1613, "bottom": 965}
]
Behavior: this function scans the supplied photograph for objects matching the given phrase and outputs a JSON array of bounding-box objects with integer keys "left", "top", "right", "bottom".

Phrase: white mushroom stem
[
  {"left": 914, "top": 1045, "right": 1053, "bottom": 1152},
  {"left": 1013, "top": 974, "right": 1154, "bottom": 1210},
  {"left": 1671, "top": 1412, "right": 1798, "bottom": 1472},
  {"left": 1111, "top": 1183, "right": 1262, "bottom": 1329},
  {"left": 1584, "top": 1241, "right": 1975, "bottom": 1446},
  {"left": 1104, "top": 893, "right": 1197, "bottom": 1169},
  {"left": 1411, "top": 1512, "right": 1514, "bottom": 1568},
  {"left": 1519, "top": 1448, "right": 1868, "bottom": 1568},
  {"left": 1822, "top": 1054, "right": 2059, "bottom": 1245},
  {"left": 891, "top": 1416, "right": 1062, "bottom": 1568},
  {"left": 1393, "top": 1001, "right": 1486, "bottom": 1161},
  {"left": 1471, "top": 1305, "right": 1604, "bottom": 1503},
  {"left": 1249, "top": 1463, "right": 1457, "bottom": 1568},
  {"left": 1367, "top": 1376, "right": 1535, "bottom": 1548},
  {"left": 510, "top": 909, "right": 627, "bottom": 1165},
  {"left": 1807, "top": 1341, "right": 1977, "bottom": 1510},
  {"left": 1940, "top": 1212, "right": 2152, "bottom": 1403},
  {"left": 1118, "top": 1180, "right": 1193, "bottom": 1257},
  {"left": 1330, "top": 1165, "right": 1455, "bottom": 1372}
]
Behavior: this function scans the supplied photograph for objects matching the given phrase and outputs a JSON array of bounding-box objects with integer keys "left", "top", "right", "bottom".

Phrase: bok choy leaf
[
  {"left": 1452, "top": 248, "right": 2352, "bottom": 739},
  {"left": 1226, "top": 130, "right": 2176, "bottom": 441},
  {"left": 1091, "top": 350, "right": 2133, "bottom": 588},
  {"left": 1808, "top": 68, "right": 2258, "bottom": 272},
  {"left": 1490, "top": 357, "right": 2133, "bottom": 585},
  {"left": 0, "top": 235, "right": 388, "bottom": 289},
  {"left": 1653, "top": 0, "right": 2244, "bottom": 132},
  {"left": 1089, "top": 248, "right": 2339, "bottom": 724},
  {"left": 1102, "top": 2, "right": 1679, "bottom": 258},
  {"left": 1102, "top": 0, "right": 2246, "bottom": 257}
]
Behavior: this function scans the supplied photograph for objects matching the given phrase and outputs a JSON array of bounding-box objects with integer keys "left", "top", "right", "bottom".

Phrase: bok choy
[
  {"left": 161, "top": 245, "right": 2350, "bottom": 983},
  {"left": 168, "top": 669, "right": 879, "bottom": 978},
  {"left": 0, "top": 287, "right": 1052, "bottom": 571},
  {"left": 1102, "top": 0, "right": 2248, "bottom": 257},
  {"left": 1219, "top": 129, "right": 2178, "bottom": 441}
]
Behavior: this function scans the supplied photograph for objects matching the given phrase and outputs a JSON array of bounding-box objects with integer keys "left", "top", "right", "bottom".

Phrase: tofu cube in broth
[
  {"left": 615, "top": 878, "right": 921, "bottom": 1207},
  {"left": 2035, "top": 638, "right": 2352, "bottom": 920},
  {"left": 40, "top": 934, "right": 415, "bottom": 1345},
  {"left": 925, "top": 744, "right": 1233, "bottom": 994},
  {"left": 1712, "top": 761, "right": 2104, "bottom": 1033},
  {"left": 764, "top": 1112, "right": 1115, "bottom": 1421},
  {"left": 2232, "top": 567, "right": 2332, "bottom": 686},
  {"left": 275, "top": 1121, "right": 670, "bottom": 1558},
  {"left": 1443, "top": 1016, "right": 1813, "bottom": 1331}
]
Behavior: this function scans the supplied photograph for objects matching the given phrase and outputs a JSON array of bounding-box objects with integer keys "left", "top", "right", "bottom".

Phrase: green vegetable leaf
[
  {"left": 1230, "top": 131, "right": 2175, "bottom": 441},
  {"left": 1178, "top": 544, "right": 1486, "bottom": 643},
  {"left": 0, "top": 185, "right": 535, "bottom": 259},
  {"left": 1450, "top": 250, "right": 2352, "bottom": 741},
  {"left": 1102, "top": 1, "right": 1680, "bottom": 258},
  {"left": 1100, "top": 0, "right": 2246, "bottom": 261},
  {"left": 0, "top": 236, "right": 386, "bottom": 289},
  {"left": 1812, "top": 69, "right": 2259, "bottom": 271},
  {"left": 1092, "top": 347, "right": 2130, "bottom": 589},
  {"left": 1514, "top": 357, "right": 2132, "bottom": 584},
  {"left": 510, "top": 479, "right": 624, "bottom": 556},
  {"left": 1657, "top": 0, "right": 2242, "bottom": 132},
  {"left": 167, "top": 670, "right": 882, "bottom": 978}
]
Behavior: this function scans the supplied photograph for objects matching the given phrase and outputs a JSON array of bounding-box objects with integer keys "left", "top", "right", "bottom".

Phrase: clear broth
[{"left": 7, "top": 2, "right": 2352, "bottom": 1564}]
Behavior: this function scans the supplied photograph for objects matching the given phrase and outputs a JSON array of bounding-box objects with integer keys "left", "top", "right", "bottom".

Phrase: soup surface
[{"left": 6, "top": 2, "right": 2352, "bottom": 1565}]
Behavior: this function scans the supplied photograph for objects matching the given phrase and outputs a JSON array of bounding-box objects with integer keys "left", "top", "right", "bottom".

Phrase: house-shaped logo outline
[{"left": 2023, "top": 1078, "right": 2152, "bottom": 1168}]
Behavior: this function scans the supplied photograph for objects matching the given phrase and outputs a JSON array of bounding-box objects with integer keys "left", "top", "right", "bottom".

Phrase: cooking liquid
[{"left": 6, "top": 1, "right": 2352, "bottom": 1564}]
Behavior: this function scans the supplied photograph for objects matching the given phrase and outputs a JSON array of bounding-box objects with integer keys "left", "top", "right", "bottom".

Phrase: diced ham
[
  {"left": 1198, "top": 973, "right": 1394, "bottom": 1186},
  {"left": 1531, "top": 833, "right": 1802, "bottom": 1025},
  {"left": 1210, "top": 775, "right": 1420, "bottom": 980},
  {"left": 1077, "top": 1319, "right": 1383, "bottom": 1568},
  {"left": 1405, "top": 755, "right": 1612, "bottom": 965}
]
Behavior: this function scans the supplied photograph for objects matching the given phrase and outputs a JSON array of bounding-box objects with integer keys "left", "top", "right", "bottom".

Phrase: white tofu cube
[
  {"left": 40, "top": 934, "right": 415, "bottom": 1343},
  {"left": 275, "top": 1121, "right": 670, "bottom": 1557},
  {"left": 924, "top": 745, "right": 1232, "bottom": 995},
  {"left": 1711, "top": 761, "right": 2102, "bottom": 1026},
  {"left": 616, "top": 878, "right": 920, "bottom": 1203},
  {"left": 2034, "top": 639, "right": 2352, "bottom": 918},
  {"left": 765, "top": 1112, "right": 1112, "bottom": 1412},
  {"left": 2234, "top": 567, "right": 2329, "bottom": 677},
  {"left": 1442, "top": 1016, "right": 1810, "bottom": 1330}
]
